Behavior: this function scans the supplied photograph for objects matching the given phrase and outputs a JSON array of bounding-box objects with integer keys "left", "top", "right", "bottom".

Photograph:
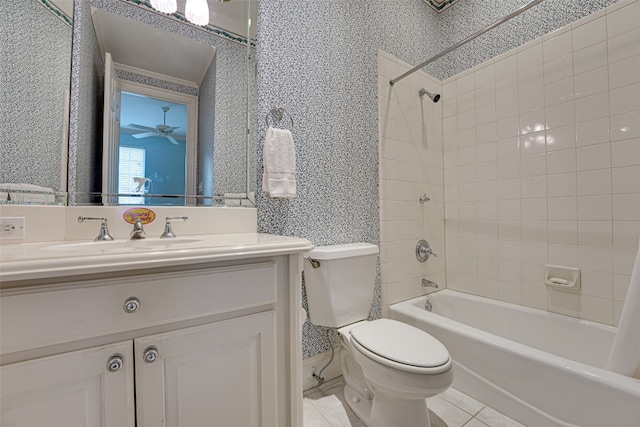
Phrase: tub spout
[{"left": 421, "top": 279, "right": 438, "bottom": 289}]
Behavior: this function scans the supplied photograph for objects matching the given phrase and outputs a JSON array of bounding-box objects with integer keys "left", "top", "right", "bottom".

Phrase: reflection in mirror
[
  {"left": 117, "top": 91, "right": 192, "bottom": 205},
  {"left": 68, "top": 0, "right": 256, "bottom": 206},
  {"left": 0, "top": 1, "right": 72, "bottom": 205}
]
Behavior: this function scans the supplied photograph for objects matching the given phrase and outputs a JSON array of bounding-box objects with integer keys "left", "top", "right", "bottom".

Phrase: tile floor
[{"left": 303, "top": 376, "right": 525, "bottom": 427}]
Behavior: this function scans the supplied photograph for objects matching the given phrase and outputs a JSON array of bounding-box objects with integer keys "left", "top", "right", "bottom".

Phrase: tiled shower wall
[
  {"left": 378, "top": 51, "right": 445, "bottom": 317},
  {"left": 442, "top": 0, "right": 640, "bottom": 326}
]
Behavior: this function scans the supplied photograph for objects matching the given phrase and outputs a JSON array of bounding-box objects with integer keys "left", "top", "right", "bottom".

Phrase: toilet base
[
  {"left": 344, "top": 383, "right": 434, "bottom": 427},
  {"left": 344, "top": 384, "right": 372, "bottom": 426},
  {"left": 369, "top": 389, "right": 431, "bottom": 427}
]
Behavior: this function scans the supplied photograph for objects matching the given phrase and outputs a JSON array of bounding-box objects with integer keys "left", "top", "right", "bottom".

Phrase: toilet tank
[{"left": 304, "top": 243, "right": 378, "bottom": 328}]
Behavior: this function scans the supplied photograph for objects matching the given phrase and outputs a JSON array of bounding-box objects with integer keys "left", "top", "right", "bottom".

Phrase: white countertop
[{"left": 0, "top": 233, "right": 313, "bottom": 284}]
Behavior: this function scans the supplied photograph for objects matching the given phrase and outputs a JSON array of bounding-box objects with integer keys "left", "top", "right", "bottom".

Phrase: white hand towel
[
  {"left": 262, "top": 126, "right": 296, "bottom": 198},
  {"left": 607, "top": 237, "right": 640, "bottom": 378},
  {"left": 0, "top": 183, "right": 55, "bottom": 204}
]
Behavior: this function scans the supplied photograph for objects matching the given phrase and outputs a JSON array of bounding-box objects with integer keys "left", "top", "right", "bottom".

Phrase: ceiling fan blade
[
  {"left": 128, "top": 123, "right": 157, "bottom": 131},
  {"left": 132, "top": 131, "right": 157, "bottom": 139},
  {"left": 164, "top": 126, "right": 180, "bottom": 132},
  {"left": 167, "top": 135, "right": 179, "bottom": 145}
]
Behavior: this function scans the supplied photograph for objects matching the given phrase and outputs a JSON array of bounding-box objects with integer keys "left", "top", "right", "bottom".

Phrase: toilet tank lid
[{"left": 304, "top": 243, "right": 378, "bottom": 260}]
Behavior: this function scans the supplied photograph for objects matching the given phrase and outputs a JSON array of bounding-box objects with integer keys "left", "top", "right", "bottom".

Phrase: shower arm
[{"left": 389, "top": 0, "right": 547, "bottom": 86}]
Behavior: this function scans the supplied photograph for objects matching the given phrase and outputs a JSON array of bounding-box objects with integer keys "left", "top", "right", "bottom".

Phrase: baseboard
[{"left": 303, "top": 348, "right": 342, "bottom": 391}]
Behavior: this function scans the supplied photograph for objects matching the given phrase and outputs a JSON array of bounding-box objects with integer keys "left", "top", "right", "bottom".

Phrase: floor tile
[
  {"left": 441, "top": 387, "right": 486, "bottom": 416},
  {"left": 463, "top": 419, "right": 491, "bottom": 427},
  {"left": 303, "top": 398, "right": 333, "bottom": 427},
  {"left": 307, "top": 395, "right": 353, "bottom": 427},
  {"left": 475, "top": 407, "right": 526, "bottom": 427},
  {"left": 427, "top": 395, "right": 475, "bottom": 427}
]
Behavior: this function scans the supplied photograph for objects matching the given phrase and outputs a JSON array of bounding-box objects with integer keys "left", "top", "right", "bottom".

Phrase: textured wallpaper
[
  {"left": 256, "top": 0, "right": 621, "bottom": 359},
  {"left": 0, "top": 0, "right": 71, "bottom": 192}
]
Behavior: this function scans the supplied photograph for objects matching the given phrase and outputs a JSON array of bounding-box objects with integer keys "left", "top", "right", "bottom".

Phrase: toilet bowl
[
  {"left": 304, "top": 243, "right": 453, "bottom": 427},
  {"left": 338, "top": 319, "right": 453, "bottom": 427}
]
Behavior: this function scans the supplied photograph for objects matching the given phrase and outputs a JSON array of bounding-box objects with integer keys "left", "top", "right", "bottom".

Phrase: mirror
[
  {"left": 70, "top": 0, "right": 256, "bottom": 206},
  {"left": 0, "top": 1, "right": 73, "bottom": 204},
  {"left": 1, "top": 0, "right": 256, "bottom": 207}
]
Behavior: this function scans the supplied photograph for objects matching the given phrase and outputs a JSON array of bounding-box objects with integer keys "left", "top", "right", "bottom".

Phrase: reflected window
[{"left": 118, "top": 146, "right": 146, "bottom": 205}]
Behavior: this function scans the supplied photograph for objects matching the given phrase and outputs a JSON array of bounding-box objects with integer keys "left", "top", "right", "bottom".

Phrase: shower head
[{"left": 419, "top": 89, "right": 441, "bottom": 103}]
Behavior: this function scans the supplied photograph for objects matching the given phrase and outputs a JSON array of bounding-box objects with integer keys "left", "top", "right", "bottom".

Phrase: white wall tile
[
  {"left": 547, "top": 148, "right": 577, "bottom": 174},
  {"left": 544, "top": 31, "right": 573, "bottom": 62},
  {"left": 610, "top": 81, "right": 640, "bottom": 115},
  {"left": 612, "top": 165, "right": 640, "bottom": 194},
  {"left": 577, "top": 143, "right": 611, "bottom": 170},
  {"left": 607, "top": 0, "right": 640, "bottom": 39},
  {"left": 609, "top": 55, "right": 640, "bottom": 88},
  {"left": 577, "top": 169, "right": 612, "bottom": 196},
  {"left": 574, "top": 41, "right": 608, "bottom": 75},
  {"left": 608, "top": 27, "right": 640, "bottom": 64},
  {"left": 573, "top": 15, "right": 607, "bottom": 51},
  {"left": 431, "top": 3, "right": 638, "bottom": 325}
]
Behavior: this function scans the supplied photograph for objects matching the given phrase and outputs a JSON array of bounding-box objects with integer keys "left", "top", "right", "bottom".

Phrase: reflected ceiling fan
[{"left": 128, "top": 106, "right": 180, "bottom": 145}]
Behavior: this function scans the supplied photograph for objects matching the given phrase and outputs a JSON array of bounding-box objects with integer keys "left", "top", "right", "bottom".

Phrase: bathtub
[{"left": 390, "top": 290, "right": 640, "bottom": 427}]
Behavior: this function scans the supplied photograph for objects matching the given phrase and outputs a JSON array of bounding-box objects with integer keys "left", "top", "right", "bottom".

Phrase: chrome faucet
[
  {"left": 421, "top": 279, "right": 439, "bottom": 289},
  {"left": 130, "top": 217, "right": 146, "bottom": 240},
  {"left": 78, "top": 216, "right": 114, "bottom": 241},
  {"left": 160, "top": 216, "right": 189, "bottom": 238},
  {"left": 424, "top": 298, "right": 433, "bottom": 312}
]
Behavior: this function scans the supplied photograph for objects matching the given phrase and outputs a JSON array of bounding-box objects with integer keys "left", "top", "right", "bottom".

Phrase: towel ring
[{"left": 265, "top": 107, "right": 294, "bottom": 130}]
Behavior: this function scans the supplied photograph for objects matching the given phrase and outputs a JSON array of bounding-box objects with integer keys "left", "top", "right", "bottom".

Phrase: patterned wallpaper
[
  {"left": 0, "top": 0, "right": 71, "bottom": 192},
  {"left": 256, "top": 0, "right": 622, "bottom": 359},
  {"left": 256, "top": 0, "right": 440, "bottom": 358}
]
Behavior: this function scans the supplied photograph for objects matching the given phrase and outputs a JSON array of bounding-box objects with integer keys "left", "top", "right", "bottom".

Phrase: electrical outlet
[{"left": 0, "top": 217, "right": 25, "bottom": 240}]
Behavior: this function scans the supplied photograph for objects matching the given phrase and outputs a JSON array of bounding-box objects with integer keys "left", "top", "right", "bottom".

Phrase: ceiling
[
  {"left": 92, "top": 8, "right": 215, "bottom": 86},
  {"left": 51, "top": 0, "right": 256, "bottom": 41},
  {"left": 121, "top": 92, "right": 188, "bottom": 141}
]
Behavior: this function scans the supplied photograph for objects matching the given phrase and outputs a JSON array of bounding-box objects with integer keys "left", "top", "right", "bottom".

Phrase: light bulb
[
  {"left": 185, "top": 0, "right": 210, "bottom": 26},
  {"left": 150, "top": 0, "right": 177, "bottom": 14}
]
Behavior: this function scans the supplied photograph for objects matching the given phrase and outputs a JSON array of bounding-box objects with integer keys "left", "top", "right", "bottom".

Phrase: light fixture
[
  {"left": 150, "top": 0, "right": 177, "bottom": 14},
  {"left": 185, "top": 0, "right": 210, "bottom": 26}
]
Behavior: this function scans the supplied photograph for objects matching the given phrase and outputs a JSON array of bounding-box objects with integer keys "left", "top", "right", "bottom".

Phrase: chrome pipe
[{"left": 389, "top": 0, "right": 547, "bottom": 86}]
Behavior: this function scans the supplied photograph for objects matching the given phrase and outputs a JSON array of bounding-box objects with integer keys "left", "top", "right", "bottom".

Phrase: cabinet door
[
  {"left": 0, "top": 341, "right": 134, "bottom": 427},
  {"left": 135, "top": 311, "right": 277, "bottom": 427}
]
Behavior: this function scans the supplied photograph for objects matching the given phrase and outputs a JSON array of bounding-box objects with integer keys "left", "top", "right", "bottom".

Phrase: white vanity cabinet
[
  {"left": 0, "top": 341, "right": 134, "bottom": 427},
  {"left": 1, "top": 247, "right": 308, "bottom": 427}
]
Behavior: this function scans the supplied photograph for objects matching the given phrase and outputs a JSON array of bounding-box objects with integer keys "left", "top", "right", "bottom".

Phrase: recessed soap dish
[{"left": 544, "top": 265, "right": 580, "bottom": 292}]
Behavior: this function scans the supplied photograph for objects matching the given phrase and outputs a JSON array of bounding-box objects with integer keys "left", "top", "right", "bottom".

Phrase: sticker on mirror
[{"left": 123, "top": 208, "right": 156, "bottom": 225}]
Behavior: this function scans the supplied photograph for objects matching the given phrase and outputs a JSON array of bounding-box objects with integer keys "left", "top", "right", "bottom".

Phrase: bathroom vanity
[{"left": 0, "top": 233, "right": 312, "bottom": 427}]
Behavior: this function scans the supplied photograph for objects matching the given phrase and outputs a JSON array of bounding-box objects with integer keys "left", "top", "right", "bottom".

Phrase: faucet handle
[
  {"left": 78, "top": 216, "right": 114, "bottom": 241},
  {"left": 416, "top": 239, "right": 437, "bottom": 262},
  {"left": 160, "top": 216, "right": 188, "bottom": 239}
]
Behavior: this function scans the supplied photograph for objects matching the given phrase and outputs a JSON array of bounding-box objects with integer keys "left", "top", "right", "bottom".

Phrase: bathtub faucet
[{"left": 421, "top": 279, "right": 439, "bottom": 289}]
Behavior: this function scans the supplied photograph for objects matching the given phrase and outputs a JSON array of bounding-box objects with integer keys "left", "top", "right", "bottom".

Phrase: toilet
[{"left": 304, "top": 243, "right": 453, "bottom": 427}]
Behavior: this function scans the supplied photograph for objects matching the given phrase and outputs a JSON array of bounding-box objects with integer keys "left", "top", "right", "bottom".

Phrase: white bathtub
[{"left": 390, "top": 290, "right": 640, "bottom": 427}]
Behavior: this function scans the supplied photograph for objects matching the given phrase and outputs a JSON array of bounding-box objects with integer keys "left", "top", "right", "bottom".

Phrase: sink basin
[{"left": 43, "top": 238, "right": 202, "bottom": 253}]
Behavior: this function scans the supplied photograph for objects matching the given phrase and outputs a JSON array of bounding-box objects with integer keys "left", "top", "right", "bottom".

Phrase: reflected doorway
[
  {"left": 119, "top": 91, "right": 188, "bottom": 205},
  {"left": 106, "top": 78, "right": 197, "bottom": 205}
]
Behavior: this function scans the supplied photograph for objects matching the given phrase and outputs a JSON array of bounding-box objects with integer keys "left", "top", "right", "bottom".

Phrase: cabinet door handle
[
  {"left": 107, "top": 354, "right": 124, "bottom": 372},
  {"left": 143, "top": 346, "right": 159, "bottom": 363},
  {"left": 123, "top": 297, "right": 140, "bottom": 313}
]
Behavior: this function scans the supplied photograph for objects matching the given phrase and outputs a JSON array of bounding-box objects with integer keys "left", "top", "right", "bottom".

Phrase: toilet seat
[{"left": 350, "top": 319, "right": 451, "bottom": 375}]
